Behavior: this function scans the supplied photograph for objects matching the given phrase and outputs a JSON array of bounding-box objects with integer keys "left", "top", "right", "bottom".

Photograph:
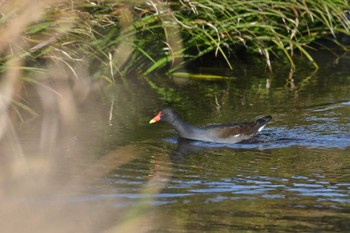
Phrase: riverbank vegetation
[
  {"left": 1, "top": 1, "right": 350, "bottom": 232},
  {"left": 1, "top": 0, "right": 350, "bottom": 78}
]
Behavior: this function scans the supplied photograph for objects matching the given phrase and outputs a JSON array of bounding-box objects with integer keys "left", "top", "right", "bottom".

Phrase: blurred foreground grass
[
  {"left": 0, "top": 1, "right": 173, "bottom": 232},
  {"left": 0, "top": 70, "right": 173, "bottom": 232},
  {"left": 0, "top": 0, "right": 349, "bottom": 231}
]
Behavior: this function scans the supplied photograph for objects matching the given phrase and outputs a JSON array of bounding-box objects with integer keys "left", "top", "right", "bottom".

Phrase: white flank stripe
[{"left": 258, "top": 125, "right": 265, "bottom": 132}]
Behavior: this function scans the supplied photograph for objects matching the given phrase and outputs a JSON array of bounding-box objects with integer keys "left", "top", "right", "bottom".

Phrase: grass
[
  {"left": 2, "top": 0, "right": 349, "bottom": 79},
  {"left": 0, "top": 0, "right": 349, "bottom": 144},
  {"left": 0, "top": 1, "right": 350, "bottom": 232},
  {"left": 1, "top": 0, "right": 349, "bottom": 148},
  {"left": 163, "top": 0, "right": 350, "bottom": 72}
]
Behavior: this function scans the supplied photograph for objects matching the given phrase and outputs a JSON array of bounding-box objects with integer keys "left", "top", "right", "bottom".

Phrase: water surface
[{"left": 3, "top": 51, "right": 350, "bottom": 232}]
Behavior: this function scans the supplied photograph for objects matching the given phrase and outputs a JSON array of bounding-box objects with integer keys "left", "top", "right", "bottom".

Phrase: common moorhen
[{"left": 149, "top": 108, "right": 272, "bottom": 144}]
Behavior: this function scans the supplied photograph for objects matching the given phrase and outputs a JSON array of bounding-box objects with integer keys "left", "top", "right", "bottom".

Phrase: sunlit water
[
  {"left": 5, "top": 51, "right": 350, "bottom": 232},
  {"left": 75, "top": 53, "right": 350, "bottom": 232}
]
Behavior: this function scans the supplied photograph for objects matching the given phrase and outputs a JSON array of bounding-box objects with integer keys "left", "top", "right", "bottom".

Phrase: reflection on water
[
  {"left": 310, "top": 100, "right": 350, "bottom": 112},
  {"left": 103, "top": 55, "right": 350, "bottom": 231},
  {"left": 1, "top": 51, "right": 350, "bottom": 232},
  {"left": 105, "top": 142, "right": 350, "bottom": 232}
]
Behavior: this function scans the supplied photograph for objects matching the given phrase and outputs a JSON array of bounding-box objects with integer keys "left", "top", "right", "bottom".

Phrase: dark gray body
[{"left": 156, "top": 108, "right": 272, "bottom": 144}]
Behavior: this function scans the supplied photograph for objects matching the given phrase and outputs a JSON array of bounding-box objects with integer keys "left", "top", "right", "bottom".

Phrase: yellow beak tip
[{"left": 149, "top": 119, "right": 156, "bottom": 124}]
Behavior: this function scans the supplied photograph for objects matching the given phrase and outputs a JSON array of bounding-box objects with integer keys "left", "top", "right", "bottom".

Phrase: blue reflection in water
[{"left": 164, "top": 123, "right": 350, "bottom": 150}]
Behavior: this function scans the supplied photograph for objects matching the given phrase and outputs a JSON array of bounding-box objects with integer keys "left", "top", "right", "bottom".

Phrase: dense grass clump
[
  {"left": 138, "top": 0, "right": 350, "bottom": 73},
  {"left": 1, "top": 0, "right": 350, "bottom": 78}
]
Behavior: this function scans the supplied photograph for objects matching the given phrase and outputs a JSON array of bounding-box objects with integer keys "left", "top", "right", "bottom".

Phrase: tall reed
[
  {"left": 1, "top": 0, "right": 349, "bottom": 77},
  {"left": 138, "top": 0, "right": 350, "bottom": 73}
]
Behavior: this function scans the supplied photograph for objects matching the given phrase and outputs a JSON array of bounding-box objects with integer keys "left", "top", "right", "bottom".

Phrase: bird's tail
[{"left": 257, "top": 115, "right": 272, "bottom": 126}]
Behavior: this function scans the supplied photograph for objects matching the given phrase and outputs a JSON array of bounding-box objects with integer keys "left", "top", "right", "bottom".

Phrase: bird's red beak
[{"left": 149, "top": 112, "right": 161, "bottom": 124}]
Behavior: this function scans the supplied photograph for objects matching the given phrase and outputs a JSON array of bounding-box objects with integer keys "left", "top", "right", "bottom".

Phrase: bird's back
[{"left": 192, "top": 115, "right": 272, "bottom": 143}]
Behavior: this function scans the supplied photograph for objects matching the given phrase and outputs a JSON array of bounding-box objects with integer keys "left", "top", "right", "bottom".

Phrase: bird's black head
[{"left": 149, "top": 108, "right": 177, "bottom": 124}]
